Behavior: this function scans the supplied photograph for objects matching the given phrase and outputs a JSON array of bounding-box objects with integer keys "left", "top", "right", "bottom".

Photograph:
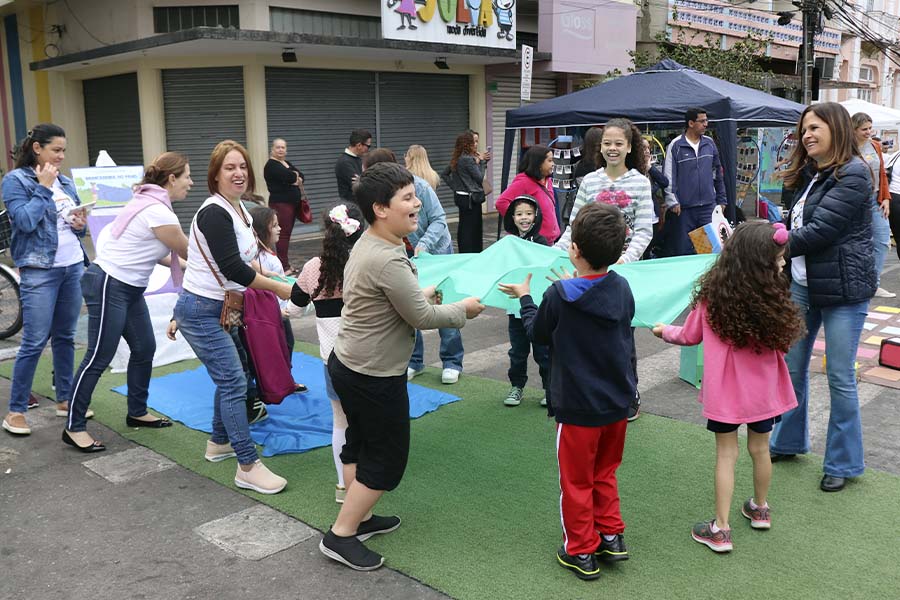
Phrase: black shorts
[
  {"left": 327, "top": 353, "right": 410, "bottom": 492},
  {"left": 706, "top": 416, "right": 781, "bottom": 434}
]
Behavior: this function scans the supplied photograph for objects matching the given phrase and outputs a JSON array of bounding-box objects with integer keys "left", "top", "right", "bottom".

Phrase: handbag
[
  {"left": 239, "top": 288, "right": 295, "bottom": 404},
  {"left": 192, "top": 214, "right": 247, "bottom": 331},
  {"left": 298, "top": 181, "right": 313, "bottom": 224}
]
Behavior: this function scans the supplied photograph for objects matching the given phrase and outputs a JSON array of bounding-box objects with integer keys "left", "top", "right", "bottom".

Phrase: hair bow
[
  {"left": 329, "top": 204, "right": 361, "bottom": 236},
  {"left": 772, "top": 222, "right": 789, "bottom": 246}
]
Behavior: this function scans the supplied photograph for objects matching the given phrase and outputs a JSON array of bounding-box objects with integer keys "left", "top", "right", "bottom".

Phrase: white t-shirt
[
  {"left": 182, "top": 195, "right": 257, "bottom": 301},
  {"left": 94, "top": 204, "right": 180, "bottom": 287},
  {"left": 257, "top": 247, "right": 289, "bottom": 310},
  {"left": 889, "top": 154, "right": 900, "bottom": 195},
  {"left": 686, "top": 137, "right": 700, "bottom": 155},
  {"left": 790, "top": 175, "right": 818, "bottom": 286},
  {"left": 51, "top": 179, "right": 84, "bottom": 268}
]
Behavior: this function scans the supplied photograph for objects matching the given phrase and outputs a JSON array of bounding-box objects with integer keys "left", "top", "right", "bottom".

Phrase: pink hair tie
[{"left": 772, "top": 222, "right": 788, "bottom": 246}]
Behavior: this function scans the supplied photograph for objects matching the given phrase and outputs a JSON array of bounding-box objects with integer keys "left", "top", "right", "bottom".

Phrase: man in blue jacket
[{"left": 662, "top": 108, "right": 727, "bottom": 256}]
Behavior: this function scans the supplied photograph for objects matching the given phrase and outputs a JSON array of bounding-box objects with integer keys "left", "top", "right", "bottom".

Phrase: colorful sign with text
[{"left": 381, "top": 0, "right": 516, "bottom": 50}]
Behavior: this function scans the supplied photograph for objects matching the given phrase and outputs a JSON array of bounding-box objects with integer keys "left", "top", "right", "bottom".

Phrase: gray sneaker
[{"left": 504, "top": 386, "right": 524, "bottom": 407}]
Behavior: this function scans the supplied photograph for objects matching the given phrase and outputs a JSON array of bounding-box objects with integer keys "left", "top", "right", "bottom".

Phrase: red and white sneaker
[
  {"left": 691, "top": 520, "right": 733, "bottom": 553},
  {"left": 741, "top": 499, "right": 771, "bottom": 529}
]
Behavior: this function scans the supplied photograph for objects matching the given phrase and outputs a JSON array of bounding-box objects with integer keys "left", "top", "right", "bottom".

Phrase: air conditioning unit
[{"left": 815, "top": 56, "right": 835, "bottom": 80}]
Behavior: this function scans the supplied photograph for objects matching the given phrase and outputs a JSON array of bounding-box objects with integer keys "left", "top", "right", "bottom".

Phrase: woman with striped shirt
[{"left": 554, "top": 118, "right": 654, "bottom": 264}]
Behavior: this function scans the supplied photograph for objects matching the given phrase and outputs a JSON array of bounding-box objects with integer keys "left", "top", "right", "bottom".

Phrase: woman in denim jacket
[{"left": 1, "top": 124, "right": 89, "bottom": 437}]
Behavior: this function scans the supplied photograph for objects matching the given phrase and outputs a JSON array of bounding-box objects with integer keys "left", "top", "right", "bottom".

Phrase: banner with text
[{"left": 381, "top": 0, "right": 516, "bottom": 50}]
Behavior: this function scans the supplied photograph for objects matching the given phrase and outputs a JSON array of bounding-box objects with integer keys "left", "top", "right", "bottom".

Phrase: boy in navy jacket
[{"left": 499, "top": 202, "right": 636, "bottom": 581}]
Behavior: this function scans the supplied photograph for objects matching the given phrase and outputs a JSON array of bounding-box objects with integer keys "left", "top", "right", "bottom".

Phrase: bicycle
[{"left": 0, "top": 209, "right": 23, "bottom": 339}]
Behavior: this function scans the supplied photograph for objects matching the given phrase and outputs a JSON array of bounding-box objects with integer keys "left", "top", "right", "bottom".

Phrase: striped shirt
[{"left": 555, "top": 168, "right": 654, "bottom": 263}]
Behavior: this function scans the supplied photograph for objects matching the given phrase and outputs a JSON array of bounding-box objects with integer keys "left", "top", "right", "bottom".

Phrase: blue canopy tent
[{"left": 501, "top": 59, "right": 806, "bottom": 222}]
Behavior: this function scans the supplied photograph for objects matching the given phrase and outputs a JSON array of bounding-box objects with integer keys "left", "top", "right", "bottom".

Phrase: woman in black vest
[{"left": 770, "top": 102, "right": 874, "bottom": 493}]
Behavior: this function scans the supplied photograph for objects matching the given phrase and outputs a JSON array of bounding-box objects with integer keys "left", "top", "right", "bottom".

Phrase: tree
[{"left": 631, "top": 29, "right": 776, "bottom": 91}]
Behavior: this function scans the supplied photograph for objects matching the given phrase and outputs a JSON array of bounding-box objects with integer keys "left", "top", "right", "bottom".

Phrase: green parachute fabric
[{"left": 414, "top": 235, "right": 716, "bottom": 328}]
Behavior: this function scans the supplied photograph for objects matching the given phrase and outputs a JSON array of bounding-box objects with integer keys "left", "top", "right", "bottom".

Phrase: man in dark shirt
[{"left": 335, "top": 129, "right": 372, "bottom": 202}]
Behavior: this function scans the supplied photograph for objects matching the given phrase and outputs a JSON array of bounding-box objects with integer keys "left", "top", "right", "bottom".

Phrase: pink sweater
[
  {"left": 662, "top": 302, "right": 797, "bottom": 424},
  {"left": 495, "top": 172, "right": 560, "bottom": 243}
]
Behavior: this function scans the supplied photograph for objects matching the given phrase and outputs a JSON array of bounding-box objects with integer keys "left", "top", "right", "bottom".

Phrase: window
[
  {"left": 859, "top": 88, "right": 873, "bottom": 102},
  {"left": 859, "top": 66, "right": 874, "bottom": 82},
  {"left": 153, "top": 5, "right": 239, "bottom": 33}
]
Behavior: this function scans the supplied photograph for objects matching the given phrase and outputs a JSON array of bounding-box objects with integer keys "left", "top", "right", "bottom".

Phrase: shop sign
[{"left": 381, "top": 0, "right": 516, "bottom": 50}]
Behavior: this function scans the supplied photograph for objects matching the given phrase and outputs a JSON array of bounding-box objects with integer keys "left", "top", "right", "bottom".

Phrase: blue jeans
[
  {"left": 871, "top": 200, "right": 891, "bottom": 286},
  {"left": 770, "top": 282, "right": 868, "bottom": 478},
  {"left": 174, "top": 290, "right": 257, "bottom": 465},
  {"left": 409, "top": 328, "right": 464, "bottom": 371},
  {"left": 9, "top": 263, "right": 84, "bottom": 413},
  {"left": 68, "top": 264, "right": 154, "bottom": 431},
  {"left": 507, "top": 315, "right": 550, "bottom": 389}
]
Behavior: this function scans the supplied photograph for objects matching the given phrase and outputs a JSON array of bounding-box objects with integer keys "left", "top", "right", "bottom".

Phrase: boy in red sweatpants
[{"left": 499, "top": 202, "right": 636, "bottom": 580}]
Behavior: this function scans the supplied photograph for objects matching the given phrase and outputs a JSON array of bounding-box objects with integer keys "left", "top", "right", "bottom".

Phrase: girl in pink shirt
[{"left": 652, "top": 221, "right": 805, "bottom": 553}]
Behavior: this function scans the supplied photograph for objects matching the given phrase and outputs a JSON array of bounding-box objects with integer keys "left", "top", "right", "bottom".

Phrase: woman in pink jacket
[
  {"left": 495, "top": 145, "right": 560, "bottom": 244},
  {"left": 652, "top": 221, "right": 805, "bottom": 554}
]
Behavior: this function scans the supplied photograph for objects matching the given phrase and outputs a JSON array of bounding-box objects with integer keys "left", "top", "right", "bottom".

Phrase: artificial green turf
[{"left": 5, "top": 346, "right": 899, "bottom": 600}]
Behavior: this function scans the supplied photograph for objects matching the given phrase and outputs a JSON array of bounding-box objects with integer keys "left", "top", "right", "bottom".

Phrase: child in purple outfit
[{"left": 652, "top": 221, "right": 805, "bottom": 553}]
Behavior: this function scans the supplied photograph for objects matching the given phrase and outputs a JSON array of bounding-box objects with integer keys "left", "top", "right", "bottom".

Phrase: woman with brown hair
[
  {"left": 63, "top": 152, "right": 194, "bottom": 452},
  {"left": 173, "top": 140, "right": 296, "bottom": 494},
  {"left": 443, "top": 131, "right": 486, "bottom": 252},
  {"left": 770, "top": 102, "right": 875, "bottom": 493}
]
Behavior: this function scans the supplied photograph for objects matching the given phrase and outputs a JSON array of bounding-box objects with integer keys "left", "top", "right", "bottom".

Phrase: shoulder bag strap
[{"left": 192, "top": 221, "right": 227, "bottom": 291}]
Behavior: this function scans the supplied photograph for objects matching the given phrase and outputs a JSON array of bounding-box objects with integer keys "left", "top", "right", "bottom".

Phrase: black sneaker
[
  {"left": 319, "top": 529, "right": 384, "bottom": 571},
  {"left": 355, "top": 514, "right": 401, "bottom": 541},
  {"left": 556, "top": 546, "right": 601, "bottom": 580},
  {"left": 626, "top": 391, "right": 641, "bottom": 422},
  {"left": 595, "top": 534, "right": 629, "bottom": 562},
  {"left": 247, "top": 400, "right": 268, "bottom": 425}
]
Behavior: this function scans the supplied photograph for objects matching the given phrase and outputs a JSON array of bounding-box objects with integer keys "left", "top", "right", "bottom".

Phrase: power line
[{"left": 62, "top": 0, "right": 110, "bottom": 46}]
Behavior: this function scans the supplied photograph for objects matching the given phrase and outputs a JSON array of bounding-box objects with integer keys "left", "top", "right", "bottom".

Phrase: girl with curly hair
[
  {"left": 652, "top": 221, "right": 805, "bottom": 554},
  {"left": 294, "top": 203, "right": 364, "bottom": 503}
]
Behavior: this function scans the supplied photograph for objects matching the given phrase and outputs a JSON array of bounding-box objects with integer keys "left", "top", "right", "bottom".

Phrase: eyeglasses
[{"left": 363, "top": 142, "right": 372, "bottom": 148}]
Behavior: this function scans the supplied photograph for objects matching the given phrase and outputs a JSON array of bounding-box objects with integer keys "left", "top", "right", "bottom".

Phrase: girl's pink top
[
  {"left": 495, "top": 172, "right": 560, "bottom": 243},
  {"left": 662, "top": 302, "right": 798, "bottom": 424}
]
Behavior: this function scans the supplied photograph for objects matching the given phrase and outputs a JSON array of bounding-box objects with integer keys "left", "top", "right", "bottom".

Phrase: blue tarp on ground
[
  {"left": 501, "top": 59, "right": 806, "bottom": 216},
  {"left": 113, "top": 352, "right": 460, "bottom": 457}
]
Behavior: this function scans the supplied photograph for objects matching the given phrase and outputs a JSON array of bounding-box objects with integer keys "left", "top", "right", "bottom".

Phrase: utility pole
[{"left": 800, "top": 0, "right": 819, "bottom": 105}]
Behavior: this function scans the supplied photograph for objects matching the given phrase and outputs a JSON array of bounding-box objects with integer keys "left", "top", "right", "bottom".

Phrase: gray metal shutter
[
  {"left": 489, "top": 75, "right": 558, "bottom": 198},
  {"left": 265, "top": 68, "right": 376, "bottom": 225},
  {"left": 162, "top": 67, "right": 246, "bottom": 227},
  {"left": 378, "top": 72, "right": 469, "bottom": 215},
  {"left": 83, "top": 73, "right": 143, "bottom": 167}
]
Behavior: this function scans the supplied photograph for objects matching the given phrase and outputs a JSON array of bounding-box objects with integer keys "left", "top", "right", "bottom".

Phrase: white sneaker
[
  {"left": 234, "top": 460, "right": 287, "bottom": 494},
  {"left": 205, "top": 440, "right": 237, "bottom": 462},
  {"left": 407, "top": 367, "right": 424, "bottom": 381},
  {"left": 540, "top": 396, "right": 547, "bottom": 407},
  {"left": 874, "top": 287, "right": 896, "bottom": 298},
  {"left": 441, "top": 368, "right": 460, "bottom": 384}
]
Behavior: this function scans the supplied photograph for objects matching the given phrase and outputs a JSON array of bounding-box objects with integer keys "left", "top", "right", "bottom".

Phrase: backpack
[{"left": 239, "top": 288, "right": 295, "bottom": 405}]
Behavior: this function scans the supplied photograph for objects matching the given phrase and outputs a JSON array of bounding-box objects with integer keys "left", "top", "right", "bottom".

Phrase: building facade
[{"left": 0, "top": 0, "right": 637, "bottom": 226}]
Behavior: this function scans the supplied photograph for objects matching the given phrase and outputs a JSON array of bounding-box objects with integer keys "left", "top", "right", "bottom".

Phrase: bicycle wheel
[{"left": 0, "top": 268, "right": 22, "bottom": 339}]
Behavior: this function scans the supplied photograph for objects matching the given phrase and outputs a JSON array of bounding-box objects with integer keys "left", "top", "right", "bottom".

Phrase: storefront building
[{"left": 0, "top": 0, "right": 636, "bottom": 226}]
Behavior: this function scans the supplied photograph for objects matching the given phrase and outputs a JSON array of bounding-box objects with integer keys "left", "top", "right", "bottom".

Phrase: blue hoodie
[{"left": 519, "top": 272, "right": 636, "bottom": 427}]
